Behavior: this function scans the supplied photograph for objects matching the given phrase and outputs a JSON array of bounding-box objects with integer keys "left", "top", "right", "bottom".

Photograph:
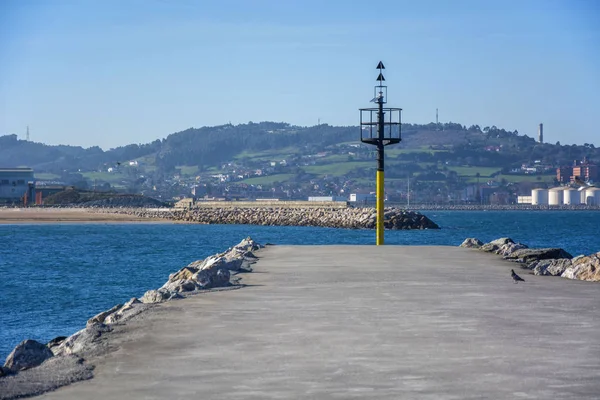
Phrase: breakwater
[
  {"left": 92, "top": 205, "right": 440, "bottom": 230},
  {"left": 0, "top": 237, "right": 262, "bottom": 399},
  {"left": 395, "top": 204, "right": 600, "bottom": 211},
  {"left": 461, "top": 237, "right": 600, "bottom": 282}
]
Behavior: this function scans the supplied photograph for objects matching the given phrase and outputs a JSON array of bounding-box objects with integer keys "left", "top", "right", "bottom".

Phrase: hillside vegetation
[{"left": 2, "top": 121, "right": 598, "bottom": 202}]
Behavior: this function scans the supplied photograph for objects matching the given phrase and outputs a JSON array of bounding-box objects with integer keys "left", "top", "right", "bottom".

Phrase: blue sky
[{"left": 1, "top": 0, "right": 598, "bottom": 149}]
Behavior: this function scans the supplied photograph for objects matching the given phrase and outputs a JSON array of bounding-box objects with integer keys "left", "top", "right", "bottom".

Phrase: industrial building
[
  {"left": 0, "top": 168, "right": 34, "bottom": 203},
  {"left": 555, "top": 161, "right": 598, "bottom": 184},
  {"left": 530, "top": 187, "right": 600, "bottom": 206}
]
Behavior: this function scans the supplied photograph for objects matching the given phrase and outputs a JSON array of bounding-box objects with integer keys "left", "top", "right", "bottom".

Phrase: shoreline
[
  {"left": 0, "top": 237, "right": 262, "bottom": 399},
  {"left": 0, "top": 208, "right": 175, "bottom": 224}
]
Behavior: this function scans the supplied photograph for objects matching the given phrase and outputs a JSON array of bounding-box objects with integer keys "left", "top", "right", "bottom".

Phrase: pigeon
[{"left": 511, "top": 269, "right": 525, "bottom": 283}]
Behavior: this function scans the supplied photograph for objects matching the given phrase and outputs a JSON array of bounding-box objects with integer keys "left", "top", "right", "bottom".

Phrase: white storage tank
[
  {"left": 584, "top": 188, "right": 600, "bottom": 205},
  {"left": 563, "top": 188, "right": 580, "bottom": 205},
  {"left": 531, "top": 188, "right": 549, "bottom": 205},
  {"left": 548, "top": 187, "right": 564, "bottom": 205}
]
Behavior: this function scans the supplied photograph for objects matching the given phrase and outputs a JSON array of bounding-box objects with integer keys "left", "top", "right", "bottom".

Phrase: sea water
[{"left": 1, "top": 210, "right": 599, "bottom": 360}]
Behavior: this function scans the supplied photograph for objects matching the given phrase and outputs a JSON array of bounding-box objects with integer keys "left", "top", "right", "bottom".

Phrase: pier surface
[{"left": 41, "top": 246, "right": 600, "bottom": 399}]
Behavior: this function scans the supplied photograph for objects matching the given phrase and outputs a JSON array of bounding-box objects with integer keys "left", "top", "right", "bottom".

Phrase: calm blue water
[{"left": 1, "top": 210, "right": 599, "bottom": 360}]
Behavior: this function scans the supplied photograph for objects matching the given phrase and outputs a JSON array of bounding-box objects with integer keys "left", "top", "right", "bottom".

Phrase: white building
[
  {"left": 517, "top": 196, "right": 532, "bottom": 204},
  {"left": 308, "top": 196, "right": 347, "bottom": 202},
  {"left": 349, "top": 193, "right": 377, "bottom": 203}
]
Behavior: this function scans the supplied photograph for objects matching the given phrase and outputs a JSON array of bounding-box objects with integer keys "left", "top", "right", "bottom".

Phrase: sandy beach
[{"left": 0, "top": 208, "right": 172, "bottom": 224}]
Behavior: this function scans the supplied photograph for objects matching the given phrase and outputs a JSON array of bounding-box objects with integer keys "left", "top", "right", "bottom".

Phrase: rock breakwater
[
  {"left": 0, "top": 237, "right": 263, "bottom": 399},
  {"left": 460, "top": 237, "right": 600, "bottom": 282},
  {"left": 94, "top": 206, "right": 440, "bottom": 230}
]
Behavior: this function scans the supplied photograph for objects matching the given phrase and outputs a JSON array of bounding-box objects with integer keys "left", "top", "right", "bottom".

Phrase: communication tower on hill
[
  {"left": 359, "top": 61, "right": 402, "bottom": 245},
  {"left": 26, "top": 126, "right": 30, "bottom": 141}
]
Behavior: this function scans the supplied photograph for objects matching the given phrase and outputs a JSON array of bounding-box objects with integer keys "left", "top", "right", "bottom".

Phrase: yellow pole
[{"left": 376, "top": 169, "right": 384, "bottom": 245}]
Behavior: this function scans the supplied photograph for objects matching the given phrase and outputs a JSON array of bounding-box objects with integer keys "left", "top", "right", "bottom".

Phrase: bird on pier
[{"left": 511, "top": 269, "right": 525, "bottom": 283}]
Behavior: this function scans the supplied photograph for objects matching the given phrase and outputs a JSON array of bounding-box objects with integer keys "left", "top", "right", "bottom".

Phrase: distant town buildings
[{"left": 555, "top": 160, "right": 598, "bottom": 184}]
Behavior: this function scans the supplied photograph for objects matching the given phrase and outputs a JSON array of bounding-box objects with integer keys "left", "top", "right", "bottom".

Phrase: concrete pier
[{"left": 40, "top": 246, "right": 600, "bottom": 399}]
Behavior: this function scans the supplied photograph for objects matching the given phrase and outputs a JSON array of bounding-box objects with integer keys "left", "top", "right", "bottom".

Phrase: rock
[
  {"left": 215, "top": 268, "right": 231, "bottom": 286},
  {"left": 104, "top": 298, "right": 145, "bottom": 324},
  {"left": 52, "top": 324, "right": 112, "bottom": 357},
  {"left": 0, "top": 355, "right": 94, "bottom": 399},
  {"left": 140, "top": 289, "right": 172, "bottom": 304},
  {"left": 460, "top": 238, "right": 483, "bottom": 248},
  {"left": 86, "top": 303, "right": 122, "bottom": 327},
  {"left": 0, "top": 366, "right": 7, "bottom": 377},
  {"left": 46, "top": 336, "right": 68, "bottom": 351},
  {"left": 193, "top": 270, "right": 213, "bottom": 288},
  {"left": 504, "top": 248, "right": 573, "bottom": 264},
  {"left": 480, "top": 237, "right": 514, "bottom": 253},
  {"left": 168, "top": 266, "right": 199, "bottom": 282},
  {"left": 161, "top": 279, "right": 198, "bottom": 292},
  {"left": 497, "top": 242, "right": 528, "bottom": 257},
  {"left": 3, "top": 339, "right": 54, "bottom": 371},
  {"left": 531, "top": 258, "right": 572, "bottom": 276},
  {"left": 562, "top": 252, "right": 600, "bottom": 281},
  {"left": 234, "top": 236, "right": 263, "bottom": 252}
]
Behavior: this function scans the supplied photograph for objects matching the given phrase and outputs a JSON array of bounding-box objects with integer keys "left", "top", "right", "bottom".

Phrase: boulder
[
  {"left": 86, "top": 303, "right": 122, "bottom": 327},
  {"left": 497, "top": 242, "right": 528, "bottom": 257},
  {"left": 504, "top": 248, "right": 573, "bottom": 264},
  {"left": 140, "top": 289, "right": 172, "bottom": 304},
  {"left": 215, "top": 268, "right": 231, "bottom": 286},
  {"left": 460, "top": 238, "right": 483, "bottom": 249},
  {"left": 198, "top": 255, "right": 244, "bottom": 273},
  {"left": 161, "top": 279, "right": 198, "bottom": 293},
  {"left": 193, "top": 270, "right": 213, "bottom": 288},
  {"left": 0, "top": 366, "right": 7, "bottom": 377},
  {"left": 480, "top": 237, "right": 514, "bottom": 253},
  {"left": 234, "top": 236, "right": 263, "bottom": 252},
  {"left": 104, "top": 298, "right": 144, "bottom": 324},
  {"left": 52, "top": 324, "right": 112, "bottom": 357},
  {"left": 3, "top": 339, "right": 54, "bottom": 371},
  {"left": 168, "top": 266, "right": 199, "bottom": 282},
  {"left": 530, "top": 258, "right": 572, "bottom": 276},
  {"left": 562, "top": 252, "right": 600, "bottom": 281}
]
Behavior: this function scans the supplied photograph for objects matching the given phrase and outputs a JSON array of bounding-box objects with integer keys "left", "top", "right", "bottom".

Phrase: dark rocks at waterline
[
  {"left": 93, "top": 207, "right": 440, "bottom": 230},
  {"left": 461, "top": 237, "right": 600, "bottom": 282}
]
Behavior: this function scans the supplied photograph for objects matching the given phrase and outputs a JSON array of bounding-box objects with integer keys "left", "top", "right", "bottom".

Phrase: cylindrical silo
[
  {"left": 584, "top": 188, "right": 600, "bottom": 206},
  {"left": 563, "top": 188, "right": 580, "bottom": 205},
  {"left": 548, "top": 187, "right": 564, "bottom": 205},
  {"left": 531, "top": 188, "right": 549, "bottom": 205}
]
